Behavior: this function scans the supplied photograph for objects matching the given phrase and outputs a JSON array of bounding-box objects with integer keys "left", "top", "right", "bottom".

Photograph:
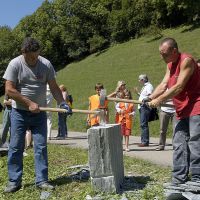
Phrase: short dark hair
[
  {"left": 21, "top": 37, "right": 40, "bottom": 53},
  {"left": 160, "top": 37, "right": 178, "bottom": 50},
  {"left": 95, "top": 83, "right": 104, "bottom": 90}
]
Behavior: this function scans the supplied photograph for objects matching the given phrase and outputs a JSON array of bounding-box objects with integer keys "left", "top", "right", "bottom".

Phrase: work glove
[
  {"left": 142, "top": 97, "right": 152, "bottom": 106},
  {"left": 59, "top": 102, "right": 72, "bottom": 116}
]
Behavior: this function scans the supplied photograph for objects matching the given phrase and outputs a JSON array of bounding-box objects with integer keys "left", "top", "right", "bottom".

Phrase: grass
[{"left": 0, "top": 144, "right": 171, "bottom": 200}]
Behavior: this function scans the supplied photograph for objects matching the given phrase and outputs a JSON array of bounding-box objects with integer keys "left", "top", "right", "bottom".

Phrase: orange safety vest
[
  {"left": 116, "top": 102, "right": 134, "bottom": 129},
  {"left": 89, "top": 94, "right": 108, "bottom": 126}
]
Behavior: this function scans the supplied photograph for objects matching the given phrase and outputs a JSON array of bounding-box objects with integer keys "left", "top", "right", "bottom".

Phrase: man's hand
[
  {"left": 148, "top": 99, "right": 161, "bottom": 108},
  {"left": 28, "top": 102, "right": 40, "bottom": 113},
  {"left": 142, "top": 97, "right": 152, "bottom": 104},
  {"left": 59, "top": 102, "right": 72, "bottom": 116}
]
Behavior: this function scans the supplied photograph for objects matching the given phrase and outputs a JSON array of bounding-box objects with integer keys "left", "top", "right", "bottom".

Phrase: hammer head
[
  {"left": 99, "top": 109, "right": 106, "bottom": 126},
  {"left": 99, "top": 89, "right": 107, "bottom": 108},
  {"left": 91, "top": 109, "right": 106, "bottom": 126}
]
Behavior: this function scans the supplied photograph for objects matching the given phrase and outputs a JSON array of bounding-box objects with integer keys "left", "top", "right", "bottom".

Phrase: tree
[{"left": 0, "top": 26, "right": 18, "bottom": 95}]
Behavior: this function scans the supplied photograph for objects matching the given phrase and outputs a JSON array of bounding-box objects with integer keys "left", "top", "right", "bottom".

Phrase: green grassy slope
[{"left": 54, "top": 25, "right": 200, "bottom": 136}]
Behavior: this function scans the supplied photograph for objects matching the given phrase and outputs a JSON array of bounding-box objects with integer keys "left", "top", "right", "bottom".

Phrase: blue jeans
[
  {"left": 173, "top": 115, "right": 200, "bottom": 184},
  {"left": 8, "top": 108, "right": 48, "bottom": 186},
  {"left": 0, "top": 107, "right": 11, "bottom": 145},
  {"left": 139, "top": 105, "right": 151, "bottom": 145},
  {"left": 58, "top": 113, "right": 67, "bottom": 137}
]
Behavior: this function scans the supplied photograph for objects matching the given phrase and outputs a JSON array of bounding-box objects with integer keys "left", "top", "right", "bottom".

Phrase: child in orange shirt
[
  {"left": 116, "top": 90, "right": 135, "bottom": 151},
  {"left": 87, "top": 83, "right": 109, "bottom": 127}
]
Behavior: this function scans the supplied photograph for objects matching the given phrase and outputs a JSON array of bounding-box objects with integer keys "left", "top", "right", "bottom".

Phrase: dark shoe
[
  {"left": 55, "top": 136, "right": 66, "bottom": 140},
  {"left": 155, "top": 146, "right": 164, "bottom": 151},
  {"left": 138, "top": 143, "right": 149, "bottom": 147},
  {"left": 4, "top": 184, "right": 22, "bottom": 193},
  {"left": 37, "top": 182, "right": 55, "bottom": 190}
]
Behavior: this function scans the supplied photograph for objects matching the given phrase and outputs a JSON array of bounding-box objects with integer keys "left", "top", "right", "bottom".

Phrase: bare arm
[
  {"left": 107, "top": 91, "right": 117, "bottom": 98},
  {"left": 149, "top": 67, "right": 169, "bottom": 99},
  {"left": 48, "top": 79, "right": 65, "bottom": 105},
  {"left": 5, "top": 80, "right": 39, "bottom": 112},
  {"left": 87, "top": 100, "right": 91, "bottom": 125},
  {"left": 149, "top": 57, "right": 195, "bottom": 107}
]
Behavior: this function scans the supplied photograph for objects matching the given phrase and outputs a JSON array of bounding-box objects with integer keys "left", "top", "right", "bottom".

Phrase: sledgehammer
[
  {"left": 39, "top": 107, "right": 101, "bottom": 114},
  {"left": 39, "top": 107, "right": 105, "bottom": 139},
  {"left": 106, "top": 97, "right": 174, "bottom": 108},
  {"left": 99, "top": 89, "right": 174, "bottom": 108}
]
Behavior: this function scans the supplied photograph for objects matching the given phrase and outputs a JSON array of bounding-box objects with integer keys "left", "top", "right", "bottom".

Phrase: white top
[
  {"left": 161, "top": 99, "right": 175, "bottom": 113},
  {"left": 138, "top": 82, "right": 153, "bottom": 109},
  {"left": 46, "top": 84, "right": 53, "bottom": 107},
  {"left": 115, "top": 102, "right": 135, "bottom": 116}
]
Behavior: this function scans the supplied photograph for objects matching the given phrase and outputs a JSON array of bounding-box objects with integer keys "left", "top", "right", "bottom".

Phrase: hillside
[
  {"left": 1, "top": 26, "right": 200, "bottom": 137},
  {"left": 52, "top": 25, "right": 200, "bottom": 136}
]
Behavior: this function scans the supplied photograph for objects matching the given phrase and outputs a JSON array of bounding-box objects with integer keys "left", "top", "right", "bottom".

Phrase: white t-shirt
[
  {"left": 161, "top": 99, "right": 175, "bottom": 113},
  {"left": 3, "top": 55, "right": 56, "bottom": 110},
  {"left": 138, "top": 82, "right": 154, "bottom": 109}
]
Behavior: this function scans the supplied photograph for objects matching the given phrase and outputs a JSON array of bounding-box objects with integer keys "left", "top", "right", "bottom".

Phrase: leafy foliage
[
  {"left": 0, "top": 26, "right": 19, "bottom": 95},
  {"left": 0, "top": 0, "right": 200, "bottom": 93}
]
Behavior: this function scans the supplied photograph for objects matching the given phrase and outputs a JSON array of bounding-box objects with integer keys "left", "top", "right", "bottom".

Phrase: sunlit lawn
[{"left": 0, "top": 144, "right": 171, "bottom": 200}]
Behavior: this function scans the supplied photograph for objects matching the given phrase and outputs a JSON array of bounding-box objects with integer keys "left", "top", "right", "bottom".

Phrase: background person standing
[
  {"left": 46, "top": 84, "right": 53, "bottom": 139},
  {"left": 134, "top": 74, "right": 153, "bottom": 147},
  {"left": 0, "top": 94, "right": 12, "bottom": 148},
  {"left": 56, "top": 84, "right": 71, "bottom": 139},
  {"left": 156, "top": 99, "right": 175, "bottom": 151}
]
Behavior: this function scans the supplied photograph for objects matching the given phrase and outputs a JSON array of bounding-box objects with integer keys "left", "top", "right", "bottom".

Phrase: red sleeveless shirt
[{"left": 168, "top": 53, "right": 200, "bottom": 119}]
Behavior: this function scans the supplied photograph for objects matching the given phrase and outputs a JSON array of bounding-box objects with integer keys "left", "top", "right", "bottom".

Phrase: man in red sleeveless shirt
[{"left": 147, "top": 38, "right": 200, "bottom": 187}]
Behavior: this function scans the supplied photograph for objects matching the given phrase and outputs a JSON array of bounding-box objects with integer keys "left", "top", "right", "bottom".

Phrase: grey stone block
[{"left": 88, "top": 124, "right": 124, "bottom": 193}]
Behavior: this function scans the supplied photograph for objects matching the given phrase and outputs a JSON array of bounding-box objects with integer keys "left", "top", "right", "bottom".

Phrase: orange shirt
[
  {"left": 116, "top": 102, "right": 134, "bottom": 129},
  {"left": 89, "top": 94, "right": 108, "bottom": 126}
]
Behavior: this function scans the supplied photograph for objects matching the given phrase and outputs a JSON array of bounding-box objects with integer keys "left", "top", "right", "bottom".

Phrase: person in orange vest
[
  {"left": 87, "top": 83, "right": 109, "bottom": 127},
  {"left": 115, "top": 89, "right": 135, "bottom": 152}
]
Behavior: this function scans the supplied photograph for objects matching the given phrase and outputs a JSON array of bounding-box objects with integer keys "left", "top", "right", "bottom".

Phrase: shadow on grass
[
  {"left": 94, "top": 49, "right": 108, "bottom": 57},
  {"left": 121, "top": 175, "right": 151, "bottom": 193},
  {"left": 52, "top": 174, "right": 89, "bottom": 187},
  {"left": 181, "top": 24, "right": 200, "bottom": 33},
  {"left": 0, "top": 149, "right": 8, "bottom": 157},
  {"left": 146, "top": 35, "right": 163, "bottom": 43}
]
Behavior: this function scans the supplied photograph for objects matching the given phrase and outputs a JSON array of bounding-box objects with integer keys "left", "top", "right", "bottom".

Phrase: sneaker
[
  {"left": 54, "top": 136, "right": 66, "bottom": 140},
  {"left": 155, "top": 146, "right": 164, "bottom": 151},
  {"left": 37, "top": 182, "right": 55, "bottom": 190},
  {"left": 125, "top": 148, "right": 130, "bottom": 152},
  {"left": 4, "top": 184, "right": 22, "bottom": 193}
]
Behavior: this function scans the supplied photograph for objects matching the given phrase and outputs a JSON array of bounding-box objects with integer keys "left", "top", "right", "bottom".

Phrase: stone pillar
[{"left": 87, "top": 124, "right": 124, "bottom": 193}]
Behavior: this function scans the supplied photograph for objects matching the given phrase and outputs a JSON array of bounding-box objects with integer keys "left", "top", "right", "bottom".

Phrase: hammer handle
[
  {"left": 106, "top": 97, "right": 174, "bottom": 108},
  {"left": 39, "top": 107, "right": 100, "bottom": 114}
]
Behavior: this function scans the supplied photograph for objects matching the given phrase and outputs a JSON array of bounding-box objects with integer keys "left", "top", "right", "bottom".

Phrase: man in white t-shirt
[{"left": 134, "top": 74, "right": 153, "bottom": 147}]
